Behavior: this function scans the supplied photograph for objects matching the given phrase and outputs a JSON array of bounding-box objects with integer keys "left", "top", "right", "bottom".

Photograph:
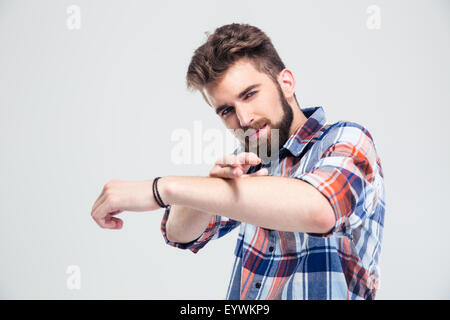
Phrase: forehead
[{"left": 203, "top": 59, "right": 270, "bottom": 107}]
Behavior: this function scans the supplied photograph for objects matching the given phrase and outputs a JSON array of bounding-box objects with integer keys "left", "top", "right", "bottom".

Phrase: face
[{"left": 203, "top": 59, "right": 294, "bottom": 160}]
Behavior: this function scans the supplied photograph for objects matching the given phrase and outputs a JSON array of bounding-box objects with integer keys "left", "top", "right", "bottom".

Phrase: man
[{"left": 91, "top": 23, "right": 385, "bottom": 300}]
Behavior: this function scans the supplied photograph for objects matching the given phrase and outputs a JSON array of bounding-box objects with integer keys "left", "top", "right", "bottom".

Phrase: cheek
[
  {"left": 223, "top": 117, "right": 239, "bottom": 129},
  {"left": 223, "top": 119, "right": 242, "bottom": 141},
  {"left": 258, "top": 96, "right": 279, "bottom": 122},
  {"left": 272, "top": 103, "right": 285, "bottom": 125}
]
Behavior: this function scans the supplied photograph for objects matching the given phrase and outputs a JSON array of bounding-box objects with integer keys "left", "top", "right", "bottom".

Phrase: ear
[{"left": 277, "top": 69, "right": 296, "bottom": 100}]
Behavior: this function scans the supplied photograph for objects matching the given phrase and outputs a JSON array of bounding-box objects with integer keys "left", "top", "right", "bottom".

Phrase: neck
[{"left": 288, "top": 102, "right": 308, "bottom": 136}]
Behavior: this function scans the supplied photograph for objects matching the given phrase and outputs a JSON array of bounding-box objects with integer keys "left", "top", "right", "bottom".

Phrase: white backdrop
[{"left": 0, "top": 0, "right": 449, "bottom": 299}]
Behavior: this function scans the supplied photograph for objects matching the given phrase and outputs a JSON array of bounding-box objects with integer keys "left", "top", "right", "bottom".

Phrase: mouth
[{"left": 249, "top": 123, "right": 268, "bottom": 140}]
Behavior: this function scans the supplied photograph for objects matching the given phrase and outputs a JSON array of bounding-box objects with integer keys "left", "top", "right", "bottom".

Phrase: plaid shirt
[{"left": 161, "top": 106, "right": 385, "bottom": 300}]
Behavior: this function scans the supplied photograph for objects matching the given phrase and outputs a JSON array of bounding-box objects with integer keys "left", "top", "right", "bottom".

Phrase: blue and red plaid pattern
[{"left": 161, "top": 106, "right": 385, "bottom": 300}]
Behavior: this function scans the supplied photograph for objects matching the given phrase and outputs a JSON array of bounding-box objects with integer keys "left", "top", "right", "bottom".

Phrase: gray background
[{"left": 1, "top": 0, "right": 449, "bottom": 299}]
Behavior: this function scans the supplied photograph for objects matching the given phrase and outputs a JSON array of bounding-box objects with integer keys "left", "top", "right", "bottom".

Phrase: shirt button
[
  {"left": 255, "top": 282, "right": 261, "bottom": 289},
  {"left": 269, "top": 246, "right": 274, "bottom": 252}
]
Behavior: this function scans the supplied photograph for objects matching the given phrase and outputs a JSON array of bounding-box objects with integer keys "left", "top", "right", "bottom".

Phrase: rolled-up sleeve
[
  {"left": 161, "top": 146, "right": 243, "bottom": 253},
  {"left": 160, "top": 205, "right": 241, "bottom": 254},
  {"left": 293, "top": 122, "right": 381, "bottom": 238}
]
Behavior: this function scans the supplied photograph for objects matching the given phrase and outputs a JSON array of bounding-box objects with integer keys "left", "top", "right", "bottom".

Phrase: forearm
[
  {"left": 159, "top": 175, "right": 334, "bottom": 234},
  {"left": 165, "top": 205, "right": 214, "bottom": 243}
]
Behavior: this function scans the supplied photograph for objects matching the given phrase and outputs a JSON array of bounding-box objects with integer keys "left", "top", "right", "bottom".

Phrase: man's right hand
[
  {"left": 209, "top": 152, "right": 269, "bottom": 179},
  {"left": 166, "top": 152, "right": 267, "bottom": 244}
]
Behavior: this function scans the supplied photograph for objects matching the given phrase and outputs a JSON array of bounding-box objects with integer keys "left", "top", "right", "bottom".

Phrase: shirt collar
[
  {"left": 234, "top": 105, "right": 327, "bottom": 166},
  {"left": 281, "top": 105, "right": 327, "bottom": 157}
]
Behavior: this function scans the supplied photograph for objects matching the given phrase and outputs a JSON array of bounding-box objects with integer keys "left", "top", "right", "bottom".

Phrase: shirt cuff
[{"left": 160, "top": 205, "right": 219, "bottom": 253}]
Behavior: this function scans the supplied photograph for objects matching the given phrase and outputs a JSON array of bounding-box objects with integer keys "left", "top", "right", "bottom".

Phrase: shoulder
[
  {"left": 320, "top": 120, "right": 375, "bottom": 146},
  {"left": 316, "top": 120, "right": 380, "bottom": 168}
]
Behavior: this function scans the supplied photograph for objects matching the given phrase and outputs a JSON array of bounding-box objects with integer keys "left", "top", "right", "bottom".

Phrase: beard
[{"left": 242, "top": 82, "right": 294, "bottom": 163}]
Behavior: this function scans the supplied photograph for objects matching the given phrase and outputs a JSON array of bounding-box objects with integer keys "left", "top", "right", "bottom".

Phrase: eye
[
  {"left": 221, "top": 107, "right": 234, "bottom": 117},
  {"left": 244, "top": 91, "right": 257, "bottom": 99}
]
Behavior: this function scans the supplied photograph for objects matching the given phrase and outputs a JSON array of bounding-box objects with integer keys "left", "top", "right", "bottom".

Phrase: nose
[{"left": 235, "top": 105, "right": 254, "bottom": 128}]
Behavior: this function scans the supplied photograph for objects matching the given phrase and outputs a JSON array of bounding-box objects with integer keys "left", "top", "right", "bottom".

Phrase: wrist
[{"left": 157, "top": 176, "right": 175, "bottom": 206}]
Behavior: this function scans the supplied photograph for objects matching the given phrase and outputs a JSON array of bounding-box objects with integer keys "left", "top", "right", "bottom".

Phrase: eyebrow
[{"left": 215, "top": 83, "right": 261, "bottom": 115}]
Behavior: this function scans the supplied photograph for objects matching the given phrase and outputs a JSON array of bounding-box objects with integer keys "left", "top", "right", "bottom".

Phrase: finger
[
  {"left": 210, "top": 160, "right": 252, "bottom": 176},
  {"left": 91, "top": 190, "right": 106, "bottom": 215},
  {"left": 210, "top": 163, "right": 240, "bottom": 177},
  {"left": 93, "top": 199, "right": 119, "bottom": 229},
  {"left": 104, "top": 216, "right": 123, "bottom": 229},
  {"left": 210, "top": 166, "right": 243, "bottom": 178},
  {"left": 91, "top": 183, "right": 110, "bottom": 215},
  {"left": 110, "top": 209, "right": 123, "bottom": 216},
  {"left": 91, "top": 195, "right": 108, "bottom": 219},
  {"left": 240, "top": 163, "right": 253, "bottom": 174},
  {"left": 215, "top": 152, "right": 261, "bottom": 167},
  {"left": 103, "top": 208, "right": 124, "bottom": 229},
  {"left": 235, "top": 152, "right": 261, "bottom": 166},
  {"left": 215, "top": 154, "right": 238, "bottom": 166},
  {"left": 209, "top": 164, "right": 221, "bottom": 177},
  {"left": 210, "top": 154, "right": 262, "bottom": 178},
  {"left": 210, "top": 166, "right": 243, "bottom": 179}
]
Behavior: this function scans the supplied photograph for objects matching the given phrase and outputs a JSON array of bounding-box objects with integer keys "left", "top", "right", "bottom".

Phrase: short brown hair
[{"left": 186, "top": 23, "right": 297, "bottom": 105}]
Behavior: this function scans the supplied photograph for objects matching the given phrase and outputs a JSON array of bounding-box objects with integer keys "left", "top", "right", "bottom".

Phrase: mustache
[{"left": 241, "top": 119, "right": 270, "bottom": 131}]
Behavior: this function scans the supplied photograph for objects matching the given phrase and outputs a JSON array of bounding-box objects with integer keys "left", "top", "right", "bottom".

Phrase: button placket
[{"left": 269, "top": 230, "right": 276, "bottom": 254}]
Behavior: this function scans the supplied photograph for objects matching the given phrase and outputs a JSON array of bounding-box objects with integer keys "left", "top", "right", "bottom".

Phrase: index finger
[
  {"left": 236, "top": 152, "right": 261, "bottom": 166},
  {"left": 215, "top": 152, "right": 261, "bottom": 167}
]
